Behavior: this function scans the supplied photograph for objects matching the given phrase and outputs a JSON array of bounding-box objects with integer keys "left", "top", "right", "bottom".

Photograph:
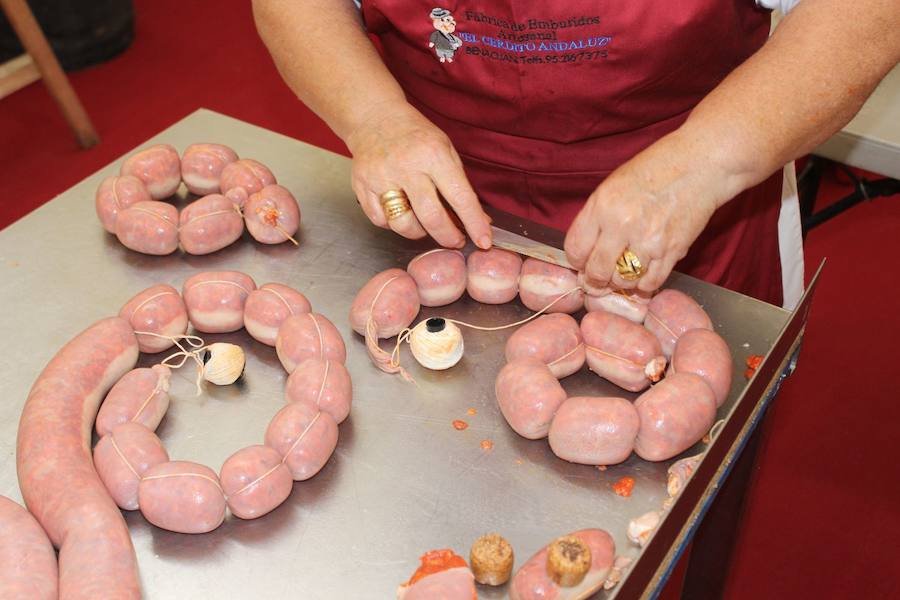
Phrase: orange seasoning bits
[
  {"left": 744, "top": 354, "right": 764, "bottom": 380},
  {"left": 405, "top": 549, "right": 469, "bottom": 587},
  {"left": 480, "top": 439, "right": 493, "bottom": 451},
  {"left": 452, "top": 419, "right": 469, "bottom": 431},
  {"left": 467, "top": 407, "right": 477, "bottom": 416},
  {"left": 612, "top": 476, "right": 636, "bottom": 497}
]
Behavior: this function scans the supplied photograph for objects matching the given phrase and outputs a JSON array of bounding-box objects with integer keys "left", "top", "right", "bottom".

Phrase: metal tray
[{"left": 0, "top": 109, "right": 814, "bottom": 599}]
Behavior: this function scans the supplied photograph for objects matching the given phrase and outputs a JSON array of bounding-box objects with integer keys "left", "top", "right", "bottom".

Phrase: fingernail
[{"left": 477, "top": 235, "right": 491, "bottom": 249}]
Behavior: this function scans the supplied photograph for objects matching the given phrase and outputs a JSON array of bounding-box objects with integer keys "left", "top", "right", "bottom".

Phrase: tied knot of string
[
  {"left": 254, "top": 202, "right": 299, "bottom": 246},
  {"left": 134, "top": 331, "right": 210, "bottom": 395}
]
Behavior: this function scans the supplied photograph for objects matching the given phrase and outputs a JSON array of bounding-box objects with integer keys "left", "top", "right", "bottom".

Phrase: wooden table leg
[{"left": 0, "top": 0, "right": 99, "bottom": 148}]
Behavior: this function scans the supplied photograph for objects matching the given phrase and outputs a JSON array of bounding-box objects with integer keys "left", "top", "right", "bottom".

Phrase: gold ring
[
  {"left": 616, "top": 249, "right": 645, "bottom": 281},
  {"left": 379, "top": 190, "right": 411, "bottom": 221}
]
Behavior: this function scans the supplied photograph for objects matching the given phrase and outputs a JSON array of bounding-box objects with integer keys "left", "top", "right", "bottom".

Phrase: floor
[{"left": 1, "top": 1, "right": 898, "bottom": 598}]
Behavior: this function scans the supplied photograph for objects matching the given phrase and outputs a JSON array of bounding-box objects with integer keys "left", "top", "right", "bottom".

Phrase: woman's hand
[
  {"left": 564, "top": 130, "right": 734, "bottom": 294},
  {"left": 346, "top": 101, "right": 492, "bottom": 249}
]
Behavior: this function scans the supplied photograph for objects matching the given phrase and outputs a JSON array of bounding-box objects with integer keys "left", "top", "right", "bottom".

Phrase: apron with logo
[{"left": 361, "top": 1, "right": 785, "bottom": 305}]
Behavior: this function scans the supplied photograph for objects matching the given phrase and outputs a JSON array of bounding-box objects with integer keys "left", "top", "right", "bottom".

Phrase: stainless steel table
[{"left": 0, "top": 109, "right": 818, "bottom": 599}]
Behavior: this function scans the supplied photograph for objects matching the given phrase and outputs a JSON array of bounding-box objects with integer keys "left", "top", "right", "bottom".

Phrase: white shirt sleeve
[{"left": 756, "top": 0, "right": 802, "bottom": 13}]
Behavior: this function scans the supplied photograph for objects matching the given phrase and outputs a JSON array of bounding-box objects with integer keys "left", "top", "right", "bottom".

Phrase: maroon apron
[{"left": 362, "top": 1, "right": 784, "bottom": 305}]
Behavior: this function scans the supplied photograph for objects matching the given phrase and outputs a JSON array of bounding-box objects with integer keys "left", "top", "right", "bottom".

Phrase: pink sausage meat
[
  {"left": 138, "top": 461, "right": 227, "bottom": 534},
  {"left": 119, "top": 283, "right": 188, "bottom": 353},
  {"left": 548, "top": 396, "right": 639, "bottom": 466},
  {"left": 284, "top": 357, "right": 352, "bottom": 424},
  {"left": 581, "top": 310, "right": 666, "bottom": 392},
  {"left": 0, "top": 495, "right": 58, "bottom": 600},
  {"left": 16, "top": 317, "right": 141, "bottom": 599},
  {"left": 95, "top": 365, "right": 171, "bottom": 437},
  {"left": 645, "top": 289, "right": 713, "bottom": 357},
  {"left": 466, "top": 248, "right": 522, "bottom": 304},
  {"left": 510, "top": 529, "right": 616, "bottom": 600},
  {"left": 182, "top": 270, "right": 257, "bottom": 333},
  {"left": 94, "top": 422, "right": 169, "bottom": 511},
  {"left": 349, "top": 268, "right": 420, "bottom": 338},
  {"left": 518, "top": 257, "right": 584, "bottom": 314},
  {"left": 95, "top": 175, "right": 152, "bottom": 233},
  {"left": 505, "top": 313, "right": 585, "bottom": 379},
  {"left": 406, "top": 248, "right": 467, "bottom": 307},
  {"left": 178, "top": 193, "right": 244, "bottom": 255},
  {"left": 584, "top": 288, "right": 652, "bottom": 323},
  {"left": 265, "top": 402, "right": 339, "bottom": 481},
  {"left": 495, "top": 359, "right": 567, "bottom": 439},
  {"left": 398, "top": 567, "right": 477, "bottom": 600},
  {"left": 633, "top": 372, "right": 717, "bottom": 461},
  {"left": 276, "top": 312, "right": 347, "bottom": 372},
  {"left": 115, "top": 200, "right": 179, "bottom": 255},
  {"left": 120, "top": 144, "right": 181, "bottom": 199},
  {"left": 244, "top": 184, "right": 301, "bottom": 244},
  {"left": 672, "top": 328, "right": 733, "bottom": 407},
  {"left": 219, "top": 158, "right": 276, "bottom": 196},
  {"left": 219, "top": 445, "right": 293, "bottom": 520},
  {"left": 244, "top": 283, "right": 312, "bottom": 346},
  {"left": 180, "top": 143, "right": 238, "bottom": 196}
]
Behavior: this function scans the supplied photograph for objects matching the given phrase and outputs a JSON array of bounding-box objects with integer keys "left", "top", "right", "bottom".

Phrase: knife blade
[{"left": 490, "top": 225, "right": 574, "bottom": 270}]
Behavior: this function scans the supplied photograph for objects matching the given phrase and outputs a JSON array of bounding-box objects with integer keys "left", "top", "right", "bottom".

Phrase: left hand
[{"left": 564, "top": 130, "right": 730, "bottom": 294}]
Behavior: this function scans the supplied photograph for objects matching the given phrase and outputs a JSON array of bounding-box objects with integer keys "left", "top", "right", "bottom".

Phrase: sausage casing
[
  {"left": 495, "top": 359, "right": 567, "bottom": 439},
  {"left": 505, "top": 313, "right": 585, "bottom": 379},
  {"left": 548, "top": 396, "right": 639, "bottom": 466}
]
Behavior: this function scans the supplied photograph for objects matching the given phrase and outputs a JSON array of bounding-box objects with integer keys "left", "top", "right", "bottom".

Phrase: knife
[{"left": 481, "top": 204, "right": 575, "bottom": 270}]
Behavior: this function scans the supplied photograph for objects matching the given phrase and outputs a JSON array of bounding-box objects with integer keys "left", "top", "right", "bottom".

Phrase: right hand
[{"left": 345, "top": 101, "right": 492, "bottom": 249}]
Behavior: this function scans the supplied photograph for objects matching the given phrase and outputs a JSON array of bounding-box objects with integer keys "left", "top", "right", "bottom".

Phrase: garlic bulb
[
  {"left": 409, "top": 318, "right": 464, "bottom": 370},
  {"left": 202, "top": 343, "right": 245, "bottom": 385}
]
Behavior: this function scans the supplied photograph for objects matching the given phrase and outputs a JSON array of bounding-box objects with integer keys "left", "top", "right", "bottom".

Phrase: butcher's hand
[
  {"left": 564, "top": 130, "right": 730, "bottom": 294},
  {"left": 346, "top": 101, "right": 492, "bottom": 250}
]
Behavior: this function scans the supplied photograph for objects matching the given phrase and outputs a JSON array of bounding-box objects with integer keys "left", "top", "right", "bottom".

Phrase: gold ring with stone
[
  {"left": 616, "top": 249, "right": 645, "bottom": 281},
  {"left": 379, "top": 190, "right": 411, "bottom": 221}
]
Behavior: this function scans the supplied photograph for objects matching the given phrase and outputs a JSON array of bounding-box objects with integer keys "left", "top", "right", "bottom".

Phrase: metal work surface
[{"left": 0, "top": 109, "right": 797, "bottom": 599}]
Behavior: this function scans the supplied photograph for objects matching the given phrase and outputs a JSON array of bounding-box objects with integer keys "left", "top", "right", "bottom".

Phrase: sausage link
[
  {"left": 671, "top": 328, "right": 733, "bottom": 407},
  {"left": 518, "top": 257, "right": 584, "bottom": 314},
  {"left": 466, "top": 248, "right": 522, "bottom": 304},
  {"left": 17, "top": 317, "right": 141, "bottom": 599},
  {"left": 0, "top": 495, "right": 58, "bottom": 600},
  {"left": 178, "top": 193, "right": 244, "bottom": 255},
  {"left": 95, "top": 175, "right": 151, "bottom": 233},
  {"left": 584, "top": 288, "right": 651, "bottom": 323},
  {"left": 284, "top": 357, "right": 352, "bottom": 424},
  {"left": 94, "top": 422, "right": 169, "bottom": 511},
  {"left": 182, "top": 270, "right": 257, "bottom": 333},
  {"left": 644, "top": 289, "right": 713, "bottom": 357},
  {"left": 581, "top": 310, "right": 666, "bottom": 392},
  {"left": 633, "top": 372, "right": 716, "bottom": 461},
  {"left": 180, "top": 143, "right": 238, "bottom": 196},
  {"left": 244, "top": 184, "right": 301, "bottom": 245},
  {"left": 349, "top": 268, "right": 420, "bottom": 338},
  {"left": 276, "top": 312, "right": 347, "bottom": 372},
  {"left": 495, "top": 359, "right": 567, "bottom": 440},
  {"left": 244, "top": 283, "right": 312, "bottom": 346},
  {"left": 118, "top": 284, "right": 188, "bottom": 353},
  {"left": 265, "top": 402, "right": 338, "bottom": 481},
  {"left": 548, "top": 396, "right": 639, "bottom": 466},
  {"left": 505, "top": 313, "right": 585, "bottom": 379},
  {"left": 119, "top": 144, "right": 181, "bottom": 199},
  {"left": 95, "top": 365, "right": 171, "bottom": 437},
  {"left": 137, "top": 461, "right": 227, "bottom": 534},
  {"left": 115, "top": 200, "right": 179, "bottom": 255},
  {"left": 219, "top": 158, "right": 276, "bottom": 196},
  {"left": 406, "top": 248, "right": 467, "bottom": 307},
  {"left": 219, "top": 445, "right": 293, "bottom": 520}
]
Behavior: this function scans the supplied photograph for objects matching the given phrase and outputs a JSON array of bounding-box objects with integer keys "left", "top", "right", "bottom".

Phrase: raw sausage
[
  {"left": 178, "top": 193, "right": 244, "bottom": 255},
  {"left": 115, "top": 200, "right": 179, "bottom": 255},
  {"left": 276, "top": 312, "right": 347, "bottom": 372},
  {"left": 219, "top": 445, "right": 293, "bottom": 520},
  {"left": 645, "top": 289, "right": 713, "bottom": 357},
  {"left": 225, "top": 186, "right": 249, "bottom": 209},
  {"left": 349, "top": 268, "right": 420, "bottom": 338},
  {"left": 518, "top": 257, "right": 584, "bottom": 314},
  {"left": 548, "top": 396, "right": 639, "bottom": 466},
  {"left": 284, "top": 357, "right": 352, "bottom": 424},
  {"left": 16, "top": 317, "right": 141, "bottom": 599},
  {"left": 584, "top": 288, "right": 651, "bottom": 323},
  {"left": 398, "top": 567, "right": 476, "bottom": 600},
  {"left": 406, "top": 248, "right": 467, "bottom": 307},
  {"left": 265, "top": 402, "right": 338, "bottom": 481},
  {"left": 180, "top": 143, "right": 238, "bottom": 196},
  {"left": 581, "top": 310, "right": 666, "bottom": 392},
  {"left": 244, "top": 184, "right": 301, "bottom": 244},
  {"left": 505, "top": 313, "right": 585, "bottom": 379},
  {"left": 243, "top": 283, "right": 312, "bottom": 346},
  {"left": 495, "top": 359, "right": 567, "bottom": 440},
  {"left": 671, "top": 328, "right": 733, "bottom": 407},
  {"left": 118, "top": 284, "right": 189, "bottom": 353},
  {"left": 119, "top": 144, "right": 181, "bottom": 199},
  {"left": 95, "top": 365, "right": 171, "bottom": 437},
  {"left": 93, "top": 422, "right": 169, "bottom": 511},
  {"left": 137, "top": 461, "right": 227, "bottom": 534},
  {"left": 0, "top": 495, "right": 58, "bottom": 600},
  {"left": 219, "top": 158, "right": 276, "bottom": 196},
  {"left": 633, "top": 372, "right": 716, "bottom": 461},
  {"left": 466, "top": 248, "right": 522, "bottom": 304},
  {"left": 182, "top": 270, "right": 257, "bottom": 333},
  {"left": 95, "top": 175, "right": 152, "bottom": 233},
  {"left": 509, "top": 529, "right": 615, "bottom": 600}
]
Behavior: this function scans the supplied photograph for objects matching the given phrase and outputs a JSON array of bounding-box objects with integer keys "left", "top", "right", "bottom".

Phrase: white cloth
[
  {"left": 778, "top": 162, "right": 805, "bottom": 309},
  {"left": 757, "top": 0, "right": 803, "bottom": 13}
]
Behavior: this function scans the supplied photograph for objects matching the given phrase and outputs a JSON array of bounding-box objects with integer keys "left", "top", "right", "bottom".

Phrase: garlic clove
[
  {"left": 626, "top": 510, "right": 662, "bottom": 548},
  {"left": 409, "top": 318, "right": 464, "bottom": 371},
  {"left": 202, "top": 343, "right": 246, "bottom": 385}
]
